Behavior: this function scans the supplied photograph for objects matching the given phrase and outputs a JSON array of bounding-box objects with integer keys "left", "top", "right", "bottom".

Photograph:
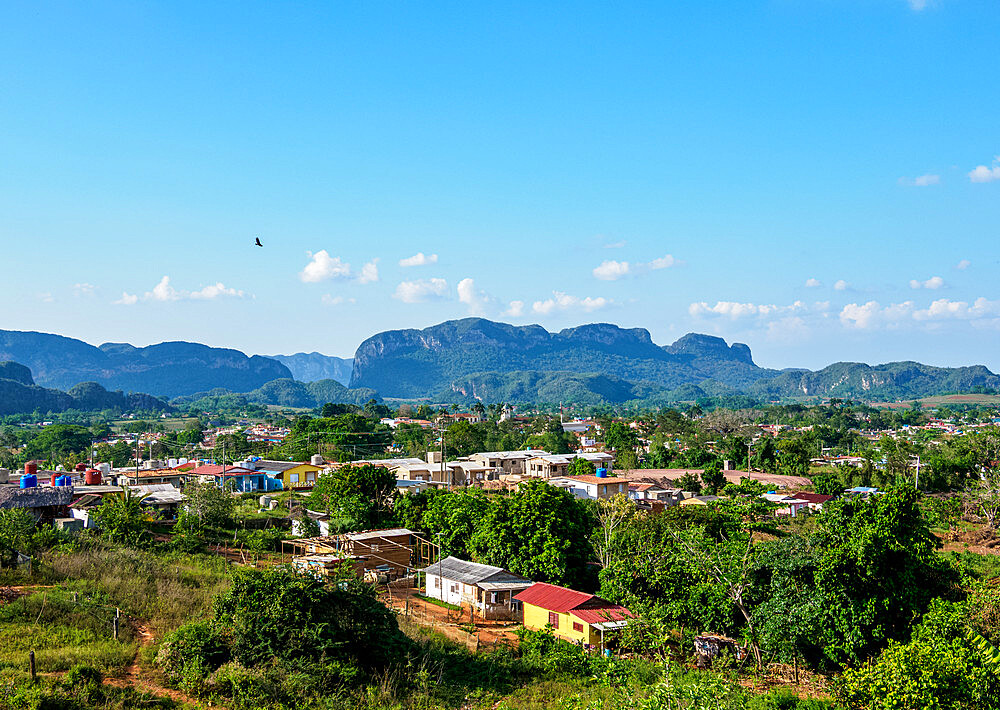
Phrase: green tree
[
  {"left": 811, "top": 485, "right": 957, "bottom": 666},
  {"left": 676, "top": 472, "right": 702, "bottom": 494},
  {"left": 838, "top": 593, "right": 1000, "bottom": 710},
  {"left": 309, "top": 464, "right": 396, "bottom": 531},
  {"left": 469, "top": 480, "right": 595, "bottom": 587},
  {"left": 24, "top": 424, "right": 92, "bottom": 462},
  {"left": 92, "top": 490, "right": 149, "bottom": 545},
  {"left": 567, "top": 456, "right": 596, "bottom": 477},
  {"left": 183, "top": 480, "right": 235, "bottom": 529},
  {"left": 421, "top": 489, "right": 490, "bottom": 559},
  {"left": 0, "top": 508, "right": 35, "bottom": 556},
  {"left": 701, "top": 461, "right": 726, "bottom": 494},
  {"left": 444, "top": 420, "right": 486, "bottom": 457}
]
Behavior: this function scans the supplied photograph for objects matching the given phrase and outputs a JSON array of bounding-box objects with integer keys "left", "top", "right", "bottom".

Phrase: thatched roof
[{"left": 0, "top": 485, "right": 74, "bottom": 510}]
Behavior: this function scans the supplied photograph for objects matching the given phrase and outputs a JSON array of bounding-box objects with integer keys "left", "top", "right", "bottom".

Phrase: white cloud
[
  {"left": 39, "top": 292, "right": 55, "bottom": 303},
  {"left": 914, "top": 297, "right": 1000, "bottom": 322},
  {"left": 805, "top": 278, "right": 821, "bottom": 288},
  {"left": 688, "top": 300, "right": 808, "bottom": 319},
  {"left": 190, "top": 283, "right": 244, "bottom": 299},
  {"left": 149, "top": 276, "right": 180, "bottom": 301},
  {"left": 300, "top": 250, "right": 352, "bottom": 282},
  {"left": 592, "top": 254, "right": 678, "bottom": 280},
  {"left": 899, "top": 173, "right": 940, "bottom": 186},
  {"left": 956, "top": 259, "right": 971, "bottom": 270},
  {"left": 909, "top": 275, "right": 945, "bottom": 290},
  {"left": 457, "top": 277, "right": 493, "bottom": 315},
  {"left": 115, "top": 276, "right": 245, "bottom": 304},
  {"left": 834, "top": 279, "right": 849, "bottom": 291},
  {"left": 300, "top": 250, "right": 379, "bottom": 284},
  {"left": 504, "top": 300, "right": 525, "bottom": 317},
  {"left": 532, "top": 291, "right": 611, "bottom": 315},
  {"left": 968, "top": 157, "right": 1000, "bottom": 183},
  {"left": 357, "top": 259, "right": 379, "bottom": 284},
  {"left": 603, "top": 240, "right": 626, "bottom": 249},
  {"left": 399, "top": 252, "right": 438, "bottom": 267},
  {"left": 839, "top": 297, "right": 1000, "bottom": 329},
  {"left": 73, "top": 283, "right": 96, "bottom": 297},
  {"left": 321, "top": 294, "right": 356, "bottom": 306},
  {"left": 393, "top": 278, "right": 448, "bottom": 303},
  {"left": 907, "top": 0, "right": 928, "bottom": 10},
  {"left": 593, "top": 260, "right": 631, "bottom": 281},
  {"left": 766, "top": 316, "right": 810, "bottom": 343},
  {"left": 648, "top": 255, "right": 677, "bottom": 270}
]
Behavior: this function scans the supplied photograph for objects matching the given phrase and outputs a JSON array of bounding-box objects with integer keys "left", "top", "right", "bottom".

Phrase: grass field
[{"left": 870, "top": 394, "right": 1000, "bottom": 409}]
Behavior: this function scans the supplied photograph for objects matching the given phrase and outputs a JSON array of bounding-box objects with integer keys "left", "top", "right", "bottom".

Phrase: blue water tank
[
  {"left": 596, "top": 468, "right": 607, "bottom": 478},
  {"left": 56, "top": 475, "right": 72, "bottom": 487},
  {"left": 20, "top": 474, "right": 37, "bottom": 488}
]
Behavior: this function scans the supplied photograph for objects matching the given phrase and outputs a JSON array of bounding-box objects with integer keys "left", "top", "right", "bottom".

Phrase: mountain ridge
[
  {"left": 2, "top": 321, "right": 998, "bottom": 407},
  {"left": 0, "top": 330, "right": 292, "bottom": 397}
]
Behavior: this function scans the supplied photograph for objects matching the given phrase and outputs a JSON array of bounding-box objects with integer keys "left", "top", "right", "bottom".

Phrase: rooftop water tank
[
  {"left": 85, "top": 470, "right": 102, "bottom": 486},
  {"left": 25, "top": 461, "right": 38, "bottom": 476},
  {"left": 168, "top": 458, "right": 178, "bottom": 468},
  {"left": 75, "top": 462, "right": 88, "bottom": 472},
  {"left": 0, "top": 468, "right": 8, "bottom": 484},
  {"left": 596, "top": 468, "right": 608, "bottom": 478},
  {"left": 311, "top": 454, "right": 324, "bottom": 466},
  {"left": 51, "top": 473, "right": 60, "bottom": 487},
  {"left": 20, "top": 474, "right": 37, "bottom": 488},
  {"left": 97, "top": 462, "right": 111, "bottom": 475}
]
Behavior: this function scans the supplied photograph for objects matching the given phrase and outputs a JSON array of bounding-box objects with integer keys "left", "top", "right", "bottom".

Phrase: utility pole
[
  {"left": 135, "top": 435, "right": 139, "bottom": 481},
  {"left": 436, "top": 531, "right": 444, "bottom": 601},
  {"left": 915, "top": 455, "right": 921, "bottom": 490}
]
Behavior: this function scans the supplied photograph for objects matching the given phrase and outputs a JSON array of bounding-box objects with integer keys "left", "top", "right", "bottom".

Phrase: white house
[
  {"left": 421, "top": 556, "right": 533, "bottom": 620},
  {"left": 547, "top": 473, "right": 630, "bottom": 500}
]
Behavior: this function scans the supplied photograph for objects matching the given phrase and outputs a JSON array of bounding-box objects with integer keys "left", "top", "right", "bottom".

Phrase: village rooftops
[
  {"left": 791, "top": 492, "right": 834, "bottom": 505},
  {"left": 419, "top": 556, "right": 532, "bottom": 590},
  {"left": 470, "top": 450, "right": 549, "bottom": 460},
  {"left": 252, "top": 460, "right": 308, "bottom": 472},
  {"left": 0, "top": 485, "right": 74, "bottom": 510},
  {"left": 515, "top": 582, "right": 632, "bottom": 625},
  {"left": 344, "top": 527, "right": 416, "bottom": 542},
  {"left": 564, "top": 474, "right": 629, "bottom": 485},
  {"left": 339, "top": 457, "right": 426, "bottom": 468},
  {"left": 187, "top": 464, "right": 256, "bottom": 477}
]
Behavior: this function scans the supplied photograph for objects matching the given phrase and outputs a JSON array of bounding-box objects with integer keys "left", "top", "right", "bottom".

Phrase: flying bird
[{"left": 254, "top": 237, "right": 263, "bottom": 247}]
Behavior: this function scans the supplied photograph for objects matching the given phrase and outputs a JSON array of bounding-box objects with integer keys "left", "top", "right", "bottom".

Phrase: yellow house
[
  {"left": 514, "top": 582, "right": 632, "bottom": 647},
  {"left": 254, "top": 459, "right": 323, "bottom": 489}
]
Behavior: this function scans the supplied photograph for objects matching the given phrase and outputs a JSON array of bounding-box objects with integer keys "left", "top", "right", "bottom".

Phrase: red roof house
[{"left": 515, "top": 582, "right": 632, "bottom": 646}]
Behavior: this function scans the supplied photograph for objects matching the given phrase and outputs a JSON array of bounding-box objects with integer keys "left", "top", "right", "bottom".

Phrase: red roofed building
[
  {"left": 790, "top": 491, "right": 834, "bottom": 512},
  {"left": 515, "top": 582, "right": 632, "bottom": 647}
]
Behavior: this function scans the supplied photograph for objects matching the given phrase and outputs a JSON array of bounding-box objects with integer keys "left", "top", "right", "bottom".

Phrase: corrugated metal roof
[
  {"left": 419, "top": 556, "right": 531, "bottom": 587},
  {"left": 514, "top": 582, "right": 594, "bottom": 612},
  {"left": 571, "top": 605, "right": 633, "bottom": 624},
  {"left": 514, "top": 582, "right": 633, "bottom": 621},
  {"left": 346, "top": 528, "right": 414, "bottom": 541}
]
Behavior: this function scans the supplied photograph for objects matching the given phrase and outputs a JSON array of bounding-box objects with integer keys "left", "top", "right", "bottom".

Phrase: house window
[
  {"left": 290, "top": 473, "right": 299, "bottom": 483},
  {"left": 434, "top": 577, "right": 440, "bottom": 588},
  {"left": 548, "top": 612, "right": 559, "bottom": 628},
  {"left": 573, "top": 622, "right": 584, "bottom": 632},
  {"left": 451, "top": 584, "right": 458, "bottom": 593}
]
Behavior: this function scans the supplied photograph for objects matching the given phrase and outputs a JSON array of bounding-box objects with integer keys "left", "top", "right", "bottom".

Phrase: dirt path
[
  {"left": 381, "top": 583, "right": 521, "bottom": 648},
  {"left": 105, "top": 622, "right": 224, "bottom": 709}
]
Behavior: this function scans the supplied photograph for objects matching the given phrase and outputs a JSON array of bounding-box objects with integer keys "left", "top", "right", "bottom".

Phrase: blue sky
[{"left": 2, "top": 1, "right": 999, "bottom": 370}]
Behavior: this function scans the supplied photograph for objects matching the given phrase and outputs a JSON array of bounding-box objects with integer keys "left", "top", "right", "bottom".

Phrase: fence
[{"left": 382, "top": 581, "right": 519, "bottom": 653}]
